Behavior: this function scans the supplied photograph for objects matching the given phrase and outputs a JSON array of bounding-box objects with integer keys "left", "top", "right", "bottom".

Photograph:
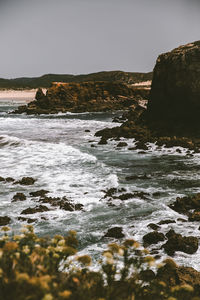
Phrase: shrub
[{"left": 0, "top": 226, "right": 197, "bottom": 300}]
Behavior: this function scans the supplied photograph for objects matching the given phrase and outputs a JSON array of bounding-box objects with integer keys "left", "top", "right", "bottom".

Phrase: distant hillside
[{"left": 0, "top": 71, "right": 152, "bottom": 89}]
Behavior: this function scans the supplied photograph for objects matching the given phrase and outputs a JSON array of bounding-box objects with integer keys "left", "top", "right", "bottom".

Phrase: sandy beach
[{"left": 0, "top": 89, "right": 46, "bottom": 103}]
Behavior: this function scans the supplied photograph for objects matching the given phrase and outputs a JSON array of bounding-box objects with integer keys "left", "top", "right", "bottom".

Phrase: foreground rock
[
  {"left": 156, "top": 258, "right": 200, "bottom": 288},
  {"left": 143, "top": 231, "right": 165, "bottom": 246},
  {"left": 104, "top": 227, "right": 125, "bottom": 238},
  {"left": 13, "top": 82, "right": 149, "bottom": 114},
  {"left": 163, "top": 229, "right": 198, "bottom": 256}
]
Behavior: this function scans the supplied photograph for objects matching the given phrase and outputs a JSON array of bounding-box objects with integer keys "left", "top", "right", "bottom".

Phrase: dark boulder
[
  {"left": 116, "top": 142, "right": 128, "bottom": 147},
  {"left": 158, "top": 219, "right": 176, "bottom": 225},
  {"left": 12, "top": 193, "right": 26, "bottom": 202},
  {"left": 21, "top": 205, "right": 49, "bottom": 215},
  {"left": 39, "top": 196, "right": 83, "bottom": 211},
  {"left": 169, "top": 193, "right": 200, "bottom": 215},
  {"left": 18, "top": 217, "right": 37, "bottom": 223},
  {"left": 30, "top": 190, "right": 49, "bottom": 197},
  {"left": 143, "top": 231, "right": 165, "bottom": 246},
  {"left": 163, "top": 229, "right": 198, "bottom": 255},
  {"left": 147, "top": 223, "right": 160, "bottom": 231},
  {"left": 0, "top": 216, "right": 11, "bottom": 226},
  {"left": 15, "top": 177, "right": 36, "bottom": 185},
  {"left": 104, "top": 227, "right": 125, "bottom": 239},
  {"left": 5, "top": 177, "right": 15, "bottom": 183}
]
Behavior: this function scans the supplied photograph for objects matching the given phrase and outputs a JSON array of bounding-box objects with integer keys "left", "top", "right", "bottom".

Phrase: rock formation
[
  {"left": 147, "top": 41, "right": 200, "bottom": 134},
  {"left": 13, "top": 82, "right": 149, "bottom": 114}
]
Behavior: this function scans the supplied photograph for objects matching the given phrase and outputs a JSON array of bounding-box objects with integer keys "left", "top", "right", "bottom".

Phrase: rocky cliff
[
  {"left": 14, "top": 81, "right": 149, "bottom": 114},
  {"left": 147, "top": 41, "right": 200, "bottom": 133}
]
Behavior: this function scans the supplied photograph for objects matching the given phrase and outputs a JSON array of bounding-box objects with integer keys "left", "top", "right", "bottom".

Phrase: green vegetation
[
  {"left": 0, "top": 71, "right": 152, "bottom": 89},
  {"left": 0, "top": 226, "right": 199, "bottom": 299}
]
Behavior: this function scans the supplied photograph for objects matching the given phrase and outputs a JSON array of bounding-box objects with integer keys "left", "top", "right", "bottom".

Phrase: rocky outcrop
[
  {"left": 156, "top": 259, "right": 200, "bottom": 288},
  {"left": 95, "top": 41, "right": 200, "bottom": 150},
  {"left": 13, "top": 82, "right": 149, "bottom": 114},
  {"left": 147, "top": 41, "right": 200, "bottom": 134}
]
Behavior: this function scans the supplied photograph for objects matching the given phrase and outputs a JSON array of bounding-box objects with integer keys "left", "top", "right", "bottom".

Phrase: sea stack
[{"left": 147, "top": 41, "right": 200, "bottom": 134}]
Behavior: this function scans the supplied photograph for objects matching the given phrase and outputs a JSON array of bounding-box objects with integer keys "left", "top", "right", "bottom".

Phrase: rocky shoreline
[
  {"left": 2, "top": 40, "right": 200, "bottom": 294},
  {"left": 13, "top": 81, "right": 149, "bottom": 114}
]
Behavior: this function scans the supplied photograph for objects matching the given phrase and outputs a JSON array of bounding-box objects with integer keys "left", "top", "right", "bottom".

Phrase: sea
[{"left": 0, "top": 98, "right": 200, "bottom": 270}]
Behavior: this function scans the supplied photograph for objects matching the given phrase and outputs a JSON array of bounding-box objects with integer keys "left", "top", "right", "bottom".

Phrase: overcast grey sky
[{"left": 0, "top": 0, "right": 200, "bottom": 78}]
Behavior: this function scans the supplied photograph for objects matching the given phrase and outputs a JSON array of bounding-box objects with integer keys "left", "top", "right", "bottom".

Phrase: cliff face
[
  {"left": 147, "top": 41, "right": 200, "bottom": 131},
  {"left": 14, "top": 81, "right": 149, "bottom": 114}
]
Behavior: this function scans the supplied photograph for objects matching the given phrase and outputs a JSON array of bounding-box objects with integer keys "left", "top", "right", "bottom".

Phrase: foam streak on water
[{"left": 0, "top": 101, "right": 200, "bottom": 270}]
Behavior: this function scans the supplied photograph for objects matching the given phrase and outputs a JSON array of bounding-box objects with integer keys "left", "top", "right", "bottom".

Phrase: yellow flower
[
  {"left": 118, "top": 248, "right": 124, "bottom": 256},
  {"left": 1, "top": 226, "right": 10, "bottom": 232},
  {"left": 16, "top": 273, "right": 30, "bottom": 282},
  {"left": 59, "top": 290, "right": 72, "bottom": 299},
  {"left": 179, "top": 284, "right": 194, "bottom": 293},
  {"left": 58, "top": 239, "right": 66, "bottom": 246},
  {"left": 103, "top": 251, "right": 113, "bottom": 259},
  {"left": 42, "top": 294, "right": 53, "bottom": 300},
  {"left": 4, "top": 242, "right": 18, "bottom": 252},
  {"left": 22, "top": 245, "right": 30, "bottom": 254},
  {"left": 0, "top": 268, "right": 3, "bottom": 277},
  {"left": 15, "top": 252, "right": 20, "bottom": 259}
]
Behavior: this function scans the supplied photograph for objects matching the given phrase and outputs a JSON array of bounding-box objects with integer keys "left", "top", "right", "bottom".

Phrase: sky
[{"left": 0, "top": 0, "right": 200, "bottom": 78}]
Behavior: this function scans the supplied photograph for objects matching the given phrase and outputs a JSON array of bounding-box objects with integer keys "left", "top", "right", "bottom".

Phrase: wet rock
[
  {"left": 30, "top": 190, "right": 49, "bottom": 197},
  {"left": 98, "top": 137, "right": 107, "bottom": 145},
  {"left": 177, "top": 218, "right": 187, "bottom": 222},
  {"left": 21, "top": 205, "right": 49, "bottom": 215},
  {"left": 116, "top": 142, "right": 128, "bottom": 147},
  {"left": 18, "top": 217, "right": 37, "bottom": 223},
  {"left": 163, "top": 229, "right": 198, "bottom": 255},
  {"left": 104, "top": 227, "right": 125, "bottom": 239},
  {"left": 102, "top": 188, "right": 126, "bottom": 199},
  {"left": 143, "top": 231, "right": 165, "bottom": 245},
  {"left": 39, "top": 196, "right": 83, "bottom": 211},
  {"left": 12, "top": 193, "right": 26, "bottom": 202},
  {"left": 0, "top": 216, "right": 11, "bottom": 226},
  {"left": 125, "top": 174, "right": 151, "bottom": 181},
  {"left": 135, "top": 141, "right": 148, "bottom": 150},
  {"left": 158, "top": 219, "right": 176, "bottom": 225},
  {"left": 147, "top": 223, "right": 160, "bottom": 231},
  {"left": 118, "top": 193, "right": 135, "bottom": 201},
  {"left": 188, "top": 211, "right": 200, "bottom": 222},
  {"left": 5, "top": 177, "right": 15, "bottom": 182},
  {"left": 85, "top": 129, "right": 90, "bottom": 132},
  {"left": 0, "top": 176, "right": 5, "bottom": 182},
  {"left": 16, "top": 177, "right": 36, "bottom": 185},
  {"left": 169, "top": 193, "right": 200, "bottom": 215}
]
